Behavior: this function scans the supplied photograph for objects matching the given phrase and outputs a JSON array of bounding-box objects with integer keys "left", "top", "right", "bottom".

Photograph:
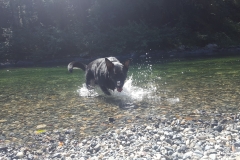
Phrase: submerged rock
[{"left": 36, "top": 124, "right": 47, "bottom": 129}]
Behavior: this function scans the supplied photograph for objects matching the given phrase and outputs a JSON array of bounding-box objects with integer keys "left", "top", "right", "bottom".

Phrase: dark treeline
[{"left": 0, "top": 0, "right": 240, "bottom": 61}]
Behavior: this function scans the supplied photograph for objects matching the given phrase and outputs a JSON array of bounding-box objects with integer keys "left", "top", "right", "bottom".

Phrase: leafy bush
[{"left": 83, "top": 21, "right": 183, "bottom": 54}]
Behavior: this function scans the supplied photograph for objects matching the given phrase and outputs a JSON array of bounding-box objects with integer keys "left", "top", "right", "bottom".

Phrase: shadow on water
[{"left": 0, "top": 55, "right": 240, "bottom": 145}]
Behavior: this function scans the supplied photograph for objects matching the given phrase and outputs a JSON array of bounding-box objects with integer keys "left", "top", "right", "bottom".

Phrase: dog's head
[{"left": 105, "top": 58, "right": 131, "bottom": 92}]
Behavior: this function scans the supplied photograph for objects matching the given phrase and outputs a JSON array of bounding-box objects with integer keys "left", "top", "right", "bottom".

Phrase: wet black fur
[{"left": 68, "top": 57, "right": 131, "bottom": 95}]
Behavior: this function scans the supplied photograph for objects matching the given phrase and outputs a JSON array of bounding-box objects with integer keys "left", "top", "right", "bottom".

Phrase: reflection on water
[{"left": 0, "top": 56, "right": 240, "bottom": 145}]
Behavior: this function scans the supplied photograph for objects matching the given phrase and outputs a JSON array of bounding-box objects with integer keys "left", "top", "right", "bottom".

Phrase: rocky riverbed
[
  {"left": 1, "top": 55, "right": 240, "bottom": 159},
  {"left": 1, "top": 113, "right": 240, "bottom": 160}
]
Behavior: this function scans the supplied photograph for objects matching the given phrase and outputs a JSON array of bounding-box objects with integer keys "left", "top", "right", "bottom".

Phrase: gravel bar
[{"left": 1, "top": 115, "right": 240, "bottom": 160}]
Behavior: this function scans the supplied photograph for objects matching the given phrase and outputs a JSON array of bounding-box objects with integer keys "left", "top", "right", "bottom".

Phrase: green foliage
[{"left": 0, "top": 0, "right": 240, "bottom": 61}]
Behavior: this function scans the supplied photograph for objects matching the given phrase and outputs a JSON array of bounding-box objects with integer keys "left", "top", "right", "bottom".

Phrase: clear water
[{"left": 0, "top": 56, "right": 240, "bottom": 145}]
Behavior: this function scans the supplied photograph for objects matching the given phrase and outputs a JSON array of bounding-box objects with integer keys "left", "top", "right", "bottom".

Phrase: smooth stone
[
  {"left": 108, "top": 117, "right": 115, "bottom": 123},
  {"left": 173, "top": 135, "right": 182, "bottom": 140},
  {"left": 146, "top": 126, "right": 152, "bottom": 130},
  {"left": 154, "top": 153, "right": 161, "bottom": 159},
  {"left": 160, "top": 136, "right": 165, "bottom": 141},
  {"left": 0, "top": 145, "right": 8, "bottom": 151},
  {"left": 213, "top": 125, "right": 223, "bottom": 132},
  {"left": 183, "top": 128, "right": 191, "bottom": 133},
  {"left": 172, "top": 144, "right": 178, "bottom": 150},
  {"left": 186, "top": 139, "right": 190, "bottom": 145},
  {"left": 179, "top": 145, "right": 187, "bottom": 152},
  {"left": 209, "top": 154, "right": 217, "bottom": 160},
  {"left": 220, "top": 137, "right": 228, "bottom": 141},
  {"left": 183, "top": 151, "right": 193, "bottom": 159},
  {"left": 180, "top": 119, "right": 186, "bottom": 125},
  {"left": 165, "top": 146, "right": 173, "bottom": 151},
  {"left": 219, "top": 119, "right": 228, "bottom": 124},
  {"left": 0, "top": 119, "right": 7, "bottom": 123},
  {"left": 0, "top": 135, "right": 5, "bottom": 140},
  {"left": 207, "top": 138, "right": 216, "bottom": 143},
  {"left": 205, "top": 145, "right": 214, "bottom": 150},
  {"left": 194, "top": 145, "right": 203, "bottom": 151},
  {"left": 36, "top": 124, "right": 47, "bottom": 129},
  {"left": 153, "top": 145, "right": 159, "bottom": 150},
  {"left": 197, "top": 141, "right": 203, "bottom": 146},
  {"left": 208, "top": 149, "right": 217, "bottom": 154},
  {"left": 165, "top": 139, "right": 172, "bottom": 144},
  {"left": 36, "top": 149, "right": 43, "bottom": 155},
  {"left": 235, "top": 141, "right": 240, "bottom": 147},
  {"left": 193, "top": 150, "right": 203, "bottom": 158},
  {"left": 236, "top": 126, "right": 240, "bottom": 131},
  {"left": 168, "top": 150, "right": 173, "bottom": 155},
  {"left": 197, "top": 135, "right": 207, "bottom": 140},
  {"left": 201, "top": 155, "right": 210, "bottom": 160},
  {"left": 210, "top": 123, "right": 218, "bottom": 128},
  {"left": 231, "top": 129, "right": 239, "bottom": 133},
  {"left": 94, "top": 144, "right": 101, "bottom": 152},
  {"left": 161, "top": 149, "right": 167, "bottom": 155},
  {"left": 16, "top": 152, "right": 24, "bottom": 159},
  {"left": 172, "top": 152, "right": 179, "bottom": 158}
]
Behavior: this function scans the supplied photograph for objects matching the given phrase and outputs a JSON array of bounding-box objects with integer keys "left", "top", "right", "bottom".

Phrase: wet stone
[
  {"left": 36, "top": 124, "right": 47, "bottom": 129},
  {"left": 0, "top": 145, "right": 8, "bottom": 151},
  {"left": 108, "top": 117, "right": 115, "bottom": 123}
]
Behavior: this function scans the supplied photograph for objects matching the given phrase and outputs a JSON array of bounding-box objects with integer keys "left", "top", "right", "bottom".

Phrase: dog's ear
[
  {"left": 123, "top": 58, "right": 132, "bottom": 69},
  {"left": 105, "top": 58, "right": 114, "bottom": 71}
]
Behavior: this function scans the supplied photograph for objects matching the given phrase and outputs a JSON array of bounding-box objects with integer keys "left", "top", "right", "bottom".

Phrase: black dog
[{"left": 68, "top": 57, "right": 131, "bottom": 95}]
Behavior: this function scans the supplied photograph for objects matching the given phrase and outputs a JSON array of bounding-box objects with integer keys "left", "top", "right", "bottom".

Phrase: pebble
[
  {"left": 36, "top": 124, "right": 47, "bottom": 129},
  {"left": 16, "top": 152, "right": 24, "bottom": 159},
  {"left": 209, "top": 154, "right": 217, "bottom": 160},
  {"left": 0, "top": 145, "right": 8, "bottom": 151},
  {"left": 0, "top": 116, "right": 240, "bottom": 159},
  {"left": 0, "top": 119, "right": 7, "bottom": 123}
]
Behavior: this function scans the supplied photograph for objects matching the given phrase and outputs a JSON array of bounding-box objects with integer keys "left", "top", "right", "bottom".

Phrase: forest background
[{"left": 0, "top": 0, "right": 240, "bottom": 62}]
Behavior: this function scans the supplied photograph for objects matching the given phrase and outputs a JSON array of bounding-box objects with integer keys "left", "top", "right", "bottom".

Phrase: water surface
[{"left": 0, "top": 56, "right": 240, "bottom": 145}]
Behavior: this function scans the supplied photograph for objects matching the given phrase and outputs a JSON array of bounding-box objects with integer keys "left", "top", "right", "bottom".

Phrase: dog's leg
[
  {"left": 86, "top": 72, "right": 95, "bottom": 90},
  {"left": 100, "top": 86, "right": 111, "bottom": 95}
]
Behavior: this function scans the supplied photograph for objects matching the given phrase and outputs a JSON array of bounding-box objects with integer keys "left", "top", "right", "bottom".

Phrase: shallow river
[{"left": 0, "top": 56, "right": 240, "bottom": 145}]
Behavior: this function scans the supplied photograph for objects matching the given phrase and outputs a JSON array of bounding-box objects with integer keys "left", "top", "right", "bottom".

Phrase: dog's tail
[{"left": 68, "top": 61, "right": 87, "bottom": 73}]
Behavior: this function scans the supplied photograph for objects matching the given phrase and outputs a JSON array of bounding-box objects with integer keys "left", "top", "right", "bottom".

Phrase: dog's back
[{"left": 87, "top": 57, "right": 120, "bottom": 74}]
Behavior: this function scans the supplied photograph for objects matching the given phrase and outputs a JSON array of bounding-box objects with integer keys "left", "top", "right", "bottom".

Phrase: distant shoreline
[{"left": 1, "top": 45, "right": 240, "bottom": 68}]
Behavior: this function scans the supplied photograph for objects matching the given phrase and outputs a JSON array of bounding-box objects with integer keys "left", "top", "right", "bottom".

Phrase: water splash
[
  {"left": 77, "top": 76, "right": 156, "bottom": 101},
  {"left": 111, "top": 76, "right": 155, "bottom": 101},
  {"left": 76, "top": 57, "right": 180, "bottom": 106},
  {"left": 77, "top": 84, "right": 100, "bottom": 97}
]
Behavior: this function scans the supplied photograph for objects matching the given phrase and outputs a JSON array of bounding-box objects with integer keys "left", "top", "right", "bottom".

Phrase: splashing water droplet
[
  {"left": 77, "top": 84, "right": 100, "bottom": 97},
  {"left": 77, "top": 76, "right": 156, "bottom": 101},
  {"left": 76, "top": 63, "right": 180, "bottom": 106},
  {"left": 111, "top": 76, "right": 153, "bottom": 101}
]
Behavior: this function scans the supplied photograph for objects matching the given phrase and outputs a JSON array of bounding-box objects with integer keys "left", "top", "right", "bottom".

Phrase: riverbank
[
  {"left": 1, "top": 114, "right": 240, "bottom": 159},
  {"left": 1, "top": 45, "right": 240, "bottom": 68},
  {"left": 1, "top": 50, "right": 240, "bottom": 160}
]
